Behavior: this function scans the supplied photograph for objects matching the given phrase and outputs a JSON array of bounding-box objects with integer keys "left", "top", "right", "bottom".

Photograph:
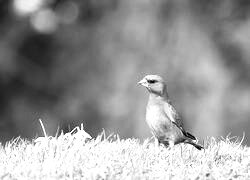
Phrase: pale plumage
[{"left": 138, "top": 75, "right": 203, "bottom": 150}]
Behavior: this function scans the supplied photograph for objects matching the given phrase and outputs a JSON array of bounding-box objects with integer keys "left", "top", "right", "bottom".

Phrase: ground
[{"left": 0, "top": 124, "right": 248, "bottom": 180}]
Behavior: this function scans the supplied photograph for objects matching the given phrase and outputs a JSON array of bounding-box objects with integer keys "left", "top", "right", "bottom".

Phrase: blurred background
[{"left": 0, "top": 0, "right": 249, "bottom": 144}]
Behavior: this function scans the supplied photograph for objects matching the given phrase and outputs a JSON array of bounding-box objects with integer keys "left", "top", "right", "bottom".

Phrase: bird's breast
[
  {"left": 145, "top": 104, "right": 183, "bottom": 142},
  {"left": 146, "top": 105, "right": 162, "bottom": 124},
  {"left": 146, "top": 105, "right": 171, "bottom": 132}
]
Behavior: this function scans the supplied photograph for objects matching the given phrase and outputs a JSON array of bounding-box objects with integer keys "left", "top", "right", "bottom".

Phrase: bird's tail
[
  {"left": 185, "top": 140, "right": 204, "bottom": 150},
  {"left": 183, "top": 131, "right": 196, "bottom": 141},
  {"left": 183, "top": 131, "right": 203, "bottom": 150}
]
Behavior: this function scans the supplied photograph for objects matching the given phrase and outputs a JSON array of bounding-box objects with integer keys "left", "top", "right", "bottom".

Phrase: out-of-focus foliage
[{"left": 0, "top": 0, "right": 249, "bottom": 143}]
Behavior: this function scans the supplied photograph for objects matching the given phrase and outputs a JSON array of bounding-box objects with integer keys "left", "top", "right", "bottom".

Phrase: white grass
[{"left": 0, "top": 124, "right": 248, "bottom": 180}]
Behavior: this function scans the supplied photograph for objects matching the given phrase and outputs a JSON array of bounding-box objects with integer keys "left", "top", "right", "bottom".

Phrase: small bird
[{"left": 138, "top": 74, "right": 203, "bottom": 150}]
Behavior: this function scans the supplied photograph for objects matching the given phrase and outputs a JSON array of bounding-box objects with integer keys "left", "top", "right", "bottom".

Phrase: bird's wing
[
  {"left": 163, "top": 102, "right": 183, "bottom": 128},
  {"left": 164, "top": 102, "right": 196, "bottom": 140}
]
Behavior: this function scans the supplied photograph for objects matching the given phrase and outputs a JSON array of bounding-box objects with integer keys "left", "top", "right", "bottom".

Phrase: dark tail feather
[
  {"left": 186, "top": 141, "right": 204, "bottom": 150},
  {"left": 183, "top": 131, "right": 196, "bottom": 140}
]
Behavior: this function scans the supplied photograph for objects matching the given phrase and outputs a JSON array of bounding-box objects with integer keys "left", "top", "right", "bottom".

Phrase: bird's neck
[{"left": 148, "top": 91, "right": 171, "bottom": 104}]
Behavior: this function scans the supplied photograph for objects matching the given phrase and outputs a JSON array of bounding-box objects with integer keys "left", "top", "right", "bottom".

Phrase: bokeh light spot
[
  {"left": 56, "top": 1, "right": 79, "bottom": 25},
  {"left": 30, "top": 8, "right": 58, "bottom": 34},
  {"left": 13, "top": 0, "right": 45, "bottom": 16}
]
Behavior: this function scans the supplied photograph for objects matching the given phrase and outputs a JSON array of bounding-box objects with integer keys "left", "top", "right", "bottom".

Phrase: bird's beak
[{"left": 138, "top": 78, "right": 149, "bottom": 87}]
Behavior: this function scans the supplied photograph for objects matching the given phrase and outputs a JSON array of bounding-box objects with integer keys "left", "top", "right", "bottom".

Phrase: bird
[{"left": 138, "top": 74, "right": 203, "bottom": 150}]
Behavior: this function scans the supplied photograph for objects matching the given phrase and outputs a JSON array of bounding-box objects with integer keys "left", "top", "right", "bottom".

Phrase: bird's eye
[{"left": 147, "top": 79, "right": 157, "bottom": 84}]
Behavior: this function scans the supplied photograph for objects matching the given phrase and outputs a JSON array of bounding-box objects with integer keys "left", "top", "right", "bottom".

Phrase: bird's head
[{"left": 138, "top": 75, "right": 167, "bottom": 97}]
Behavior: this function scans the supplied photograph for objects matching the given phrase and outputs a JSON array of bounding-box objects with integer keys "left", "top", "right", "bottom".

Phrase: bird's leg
[
  {"left": 168, "top": 141, "right": 174, "bottom": 166},
  {"left": 168, "top": 141, "right": 174, "bottom": 149},
  {"left": 154, "top": 137, "right": 160, "bottom": 147}
]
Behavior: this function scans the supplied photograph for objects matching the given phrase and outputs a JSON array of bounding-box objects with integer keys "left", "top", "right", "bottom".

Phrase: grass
[{"left": 0, "top": 122, "right": 248, "bottom": 180}]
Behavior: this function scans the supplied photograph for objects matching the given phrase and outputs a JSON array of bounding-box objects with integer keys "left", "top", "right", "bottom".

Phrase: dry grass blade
[{"left": 39, "top": 118, "right": 47, "bottom": 137}]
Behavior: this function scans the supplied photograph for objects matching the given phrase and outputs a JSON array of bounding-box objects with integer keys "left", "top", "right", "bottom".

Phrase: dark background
[{"left": 0, "top": 0, "right": 249, "bottom": 144}]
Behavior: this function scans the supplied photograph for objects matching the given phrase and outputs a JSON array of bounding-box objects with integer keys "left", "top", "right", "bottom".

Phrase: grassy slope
[{"left": 0, "top": 127, "right": 248, "bottom": 180}]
